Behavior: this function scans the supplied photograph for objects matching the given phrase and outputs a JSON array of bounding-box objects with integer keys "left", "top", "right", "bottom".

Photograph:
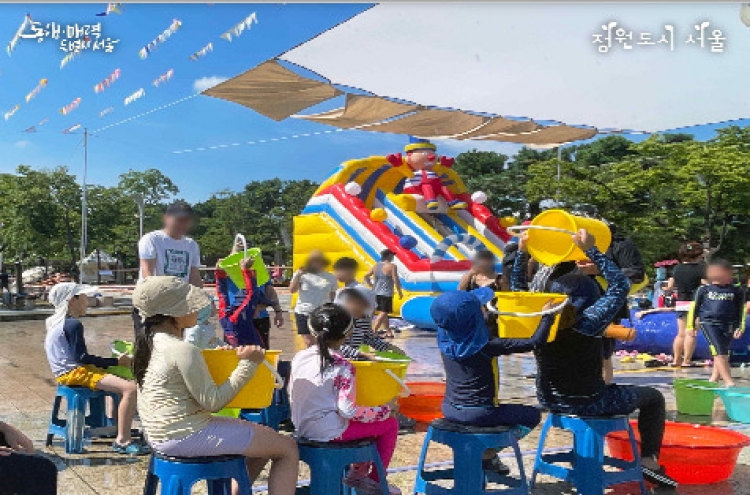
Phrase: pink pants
[{"left": 334, "top": 417, "right": 399, "bottom": 481}]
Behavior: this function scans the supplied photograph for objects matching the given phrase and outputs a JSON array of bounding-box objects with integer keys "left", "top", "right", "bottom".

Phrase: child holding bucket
[
  {"left": 289, "top": 303, "right": 401, "bottom": 495},
  {"left": 430, "top": 287, "right": 553, "bottom": 475},
  {"left": 132, "top": 276, "right": 299, "bottom": 495},
  {"left": 687, "top": 259, "right": 746, "bottom": 387},
  {"left": 512, "top": 230, "right": 678, "bottom": 488},
  {"left": 338, "top": 288, "right": 405, "bottom": 359}
]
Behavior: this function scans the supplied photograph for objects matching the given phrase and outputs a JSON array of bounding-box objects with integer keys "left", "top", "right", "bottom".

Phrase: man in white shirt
[{"left": 132, "top": 201, "right": 203, "bottom": 339}]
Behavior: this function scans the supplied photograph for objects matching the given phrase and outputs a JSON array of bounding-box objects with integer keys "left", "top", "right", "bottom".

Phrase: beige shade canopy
[
  {"left": 475, "top": 124, "right": 597, "bottom": 145},
  {"left": 360, "top": 108, "right": 488, "bottom": 138},
  {"left": 202, "top": 60, "right": 342, "bottom": 121},
  {"left": 453, "top": 116, "right": 540, "bottom": 140},
  {"left": 295, "top": 94, "right": 418, "bottom": 129}
]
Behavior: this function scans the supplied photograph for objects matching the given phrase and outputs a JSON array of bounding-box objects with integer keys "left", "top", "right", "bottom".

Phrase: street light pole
[
  {"left": 556, "top": 145, "right": 562, "bottom": 206},
  {"left": 80, "top": 128, "right": 89, "bottom": 282},
  {"left": 133, "top": 193, "right": 145, "bottom": 240}
]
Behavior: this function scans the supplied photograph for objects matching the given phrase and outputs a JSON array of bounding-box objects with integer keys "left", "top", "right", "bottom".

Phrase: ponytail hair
[
  {"left": 308, "top": 303, "right": 353, "bottom": 374},
  {"left": 133, "top": 314, "right": 175, "bottom": 388}
]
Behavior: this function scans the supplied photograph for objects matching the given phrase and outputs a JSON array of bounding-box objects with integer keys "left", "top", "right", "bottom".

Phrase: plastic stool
[
  {"left": 46, "top": 385, "right": 121, "bottom": 454},
  {"left": 531, "top": 414, "right": 648, "bottom": 495},
  {"left": 414, "top": 418, "right": 529, "bottom": 495},
  {"left": 240, "top": 387, "right": 291, "bottom": 431},
  {"left": 298, "top": 437, "right": 389, "bottom": 495},
  {"left": 142, "top": 453, "right": 252, "bottom": 495}
]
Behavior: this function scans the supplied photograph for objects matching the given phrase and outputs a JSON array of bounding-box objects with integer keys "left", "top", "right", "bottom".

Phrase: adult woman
[
  {"left": 290, "top": 250, "right": 337, "bottom": 347},
  {"left": 133, "top": 276, "right": 299, "bottom": 495},
  {"left": 667, "top": 242, "right": 707, "bottom": 367},
  {"left": 459, "top": 250, "right": 503, "bottom": 338}
]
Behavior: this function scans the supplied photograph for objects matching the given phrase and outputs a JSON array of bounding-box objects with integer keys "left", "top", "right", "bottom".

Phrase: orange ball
[{"left": 499, "top": 216, "right": 518, "bottom": 228}]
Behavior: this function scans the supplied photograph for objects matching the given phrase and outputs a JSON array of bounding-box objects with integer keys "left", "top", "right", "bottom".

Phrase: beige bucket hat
[{"left": 133, "top": 276, "right": 210, "bottom": 319}]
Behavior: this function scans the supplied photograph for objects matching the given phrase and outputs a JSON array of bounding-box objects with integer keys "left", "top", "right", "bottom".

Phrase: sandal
[
  {"left": 642, "top": 465, "right": 678, "bottom": 488},
  {"left": 111, "top": 441, "right": 151, "bottom": 456}
]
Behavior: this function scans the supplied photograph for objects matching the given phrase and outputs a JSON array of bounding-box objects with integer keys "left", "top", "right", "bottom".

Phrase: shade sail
[
  {"left": 296, "top": 94, "right": 418, "bottom": 128},
  {"left": 477, "top": 125, "right": 597, "bottom": 145},
  {"left": 454, "top": 117, "right": 540, "bottom": 139},
  {"left": 361, "top": 108, "right": 488, "bottom": 138},
  {"left": 203, "top": 60, "right": 342, "bottom": 121},
  {"left": 280, "top": 3, "right": 750, "bottom": 132}
]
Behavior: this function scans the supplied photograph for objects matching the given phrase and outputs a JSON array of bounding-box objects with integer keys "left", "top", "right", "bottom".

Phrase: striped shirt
[
  {"left": 404, "top": 169, "right": 439, "bottom": 188},
  {"left": 340, "top": 317, "right": 404, "bottom": 359}
]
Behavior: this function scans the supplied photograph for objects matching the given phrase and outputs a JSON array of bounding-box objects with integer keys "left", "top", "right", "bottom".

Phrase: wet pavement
[{"left": 1, "top": 311, "right": 750, "bottom": 494}]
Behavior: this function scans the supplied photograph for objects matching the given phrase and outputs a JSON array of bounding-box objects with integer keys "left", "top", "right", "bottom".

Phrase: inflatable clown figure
[{"left": 386, "top": 138, "right": 468, "bottom": 211}]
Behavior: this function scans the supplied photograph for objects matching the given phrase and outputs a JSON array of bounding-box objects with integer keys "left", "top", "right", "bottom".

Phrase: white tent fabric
[{"left": 281, "top": 3, "right": 750, "bottom": 132}]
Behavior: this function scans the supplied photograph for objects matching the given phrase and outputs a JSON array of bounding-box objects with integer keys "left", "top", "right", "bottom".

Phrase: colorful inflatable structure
[{"left": 293, "top": 140, "right": 513, "bottom": 319}]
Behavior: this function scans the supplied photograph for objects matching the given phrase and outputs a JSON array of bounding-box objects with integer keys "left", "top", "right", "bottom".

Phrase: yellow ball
[
  {"left": 370, "top": 208, "right": 388, "bottom": 222},
  {"left": 499, "top": 216, "right": 517, "bottom": 228}
]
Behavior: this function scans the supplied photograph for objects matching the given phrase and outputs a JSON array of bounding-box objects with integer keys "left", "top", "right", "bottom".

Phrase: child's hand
[
  {"left": 274, "top": 312, "right": 284, "bottom": 328},
  {"left": 734, "top": 329, "right": 743, "bottom": 340},
  {"left": 387, "top": 399, "right": 400, "bottom": 417},
  {"left": 572, "top": 229, "right": 596, "bottom": 252},
  {"left": 360, "top": 352, "right": 378, "bottom": 361},
  {"left": 635, "top": 311, "right": 645, "bottom": 320},
  {"left": 518, "top": 231, "right": 529, "bottom": 253},
  {"left": 240, "top": 257, "right": 254, "bottom": 270},
  {"left": 118, "top": 355, "right": 132, "bottom": 368},
  {"left": 237, "top": 345, "right": 265, "bottom": 363}
]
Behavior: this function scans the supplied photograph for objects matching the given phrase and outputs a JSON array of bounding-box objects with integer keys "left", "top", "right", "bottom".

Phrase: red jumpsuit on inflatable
[{"left": 387, "top": 139, "right": 468, "bottom": 211}]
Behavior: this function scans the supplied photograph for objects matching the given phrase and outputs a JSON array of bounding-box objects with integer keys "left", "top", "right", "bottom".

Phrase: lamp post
[{"left": 133, "top": 193, "right": 145, "bottom": 240}]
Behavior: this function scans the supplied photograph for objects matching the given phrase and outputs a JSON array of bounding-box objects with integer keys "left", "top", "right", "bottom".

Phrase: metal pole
[
  {"left": 133, "top": 193, "right": 145, "bottom": 240},
  {"left": 80, "top": 129, "right": 89, "bottom": 267},
  {"left": 556, "top": 146, "right": 562, "bottom": 206}
]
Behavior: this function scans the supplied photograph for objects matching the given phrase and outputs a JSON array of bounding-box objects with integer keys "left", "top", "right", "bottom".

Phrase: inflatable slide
[{"left": 293, "top": 147, "right": 513, "bottom": 324}]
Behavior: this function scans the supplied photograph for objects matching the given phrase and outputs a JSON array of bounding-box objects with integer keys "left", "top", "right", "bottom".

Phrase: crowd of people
[{"left": 3, "top": 200, "right": 746, "bottom": 494}]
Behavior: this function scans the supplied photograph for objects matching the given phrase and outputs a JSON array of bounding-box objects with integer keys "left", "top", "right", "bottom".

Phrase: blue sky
[{"left": 0, "top": 3, "right": 743, "bottom": 203}]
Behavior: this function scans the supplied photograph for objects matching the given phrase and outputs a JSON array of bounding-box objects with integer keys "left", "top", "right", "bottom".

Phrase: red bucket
[
  {"left": 398, "top": 382, "right": 445, "bottom": 424},
  {"left": 606, "top": 421, "right": 750, "bottom": 485}
]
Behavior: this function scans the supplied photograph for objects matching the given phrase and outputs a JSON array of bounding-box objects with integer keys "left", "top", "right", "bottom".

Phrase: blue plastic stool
[
  {"left": 414, "top": 418, "right": 529, "bottom": 495},
  {"left": 240, "top": 388, "right": 291, "bottom": 431},
  {"left": 531, "top": 414, "right": 648, "bottom": 495},
  {"left": 298, "top": 437, "right": 390, "bottom": 495},
  {"left": 142, "top": 453, "right": 252, "bottom": 495},
  {"left": 46, "top": 385, "right": 121, "bottom": 454}
]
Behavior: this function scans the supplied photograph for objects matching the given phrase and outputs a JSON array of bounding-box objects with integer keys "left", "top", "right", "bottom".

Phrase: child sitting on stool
[
  {"left": 512, "top": 229, "right": 678, "bottom": 488},
  {"left": 430, "top": 287, "right": 552, "bottom": 475},
  {"left": 687, "top": 258, "right": 746, "bottom": 387},
  {"left": 337, "top": 288, "right": 405, "bottom": 359},
  {"left": 289, "top": 303, "right": 401, "bottom": 495}
]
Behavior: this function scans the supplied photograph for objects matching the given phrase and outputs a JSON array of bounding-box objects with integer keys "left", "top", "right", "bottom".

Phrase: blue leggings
[{"left": 443, "top": 402, "right": 542, "bottom": 430}]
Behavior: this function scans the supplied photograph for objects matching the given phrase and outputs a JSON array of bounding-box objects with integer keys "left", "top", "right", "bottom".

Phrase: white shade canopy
[{"left": 281, "top": 3, "right": 750, "bottom": 132}]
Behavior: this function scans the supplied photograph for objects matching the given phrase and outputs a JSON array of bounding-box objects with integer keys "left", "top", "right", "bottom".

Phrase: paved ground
[{"left": 2, "top": 311, "right": 750, "bottom": 494}]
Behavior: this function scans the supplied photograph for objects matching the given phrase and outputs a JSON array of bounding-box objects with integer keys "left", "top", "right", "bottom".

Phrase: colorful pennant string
[
  {"left": 62, "top": 123, "right": 81, "bottom": 134},
  {"left": 25, "top": 78, "right": 48, "bottom": 103},
  {"left": 24, "top": 126, "right": 36, "bottom": 133},
  {"left": 99, "top": 106, "right": 114, "bottom": 117},
  {"left": 189, "top": 42, "right": 212, "bottom": 61},
  {"left": 7, "top": 14, "right": 32, "bottom": 56},
  {"left": 60, "top": 97, "right": 82, "bottom": 115},
  {"left": 94, "top": 68, "right": 120, "bottom": 93},
  {"left": 4, "top": 105, "right": 20, "bottom": 121},
  {"left": 60, "top": 50, "right": 81, "bottom": 70},
  {"left": 152, "top": 68, "right": 174, "bottom": 88},
  {"left": 96, "top": 3, "right": 122, "bottom": 16},
  {"left": 220, "top": 13, "right": 257, "bottom": 42},
  {"left": 38, "top": 118, "right": 49, "bottom": 126},
  {"left": 124, "top": 88, "right": 145, "bottom": 105},
  {"left": 138, "top": 19, "right": 181, "bottom": 60}
]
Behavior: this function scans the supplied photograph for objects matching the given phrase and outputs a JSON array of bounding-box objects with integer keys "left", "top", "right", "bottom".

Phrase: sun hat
[
  {"left": 133, "top": 276, "right": 211, "bottom": 319},
  {"left": 46, "top": 283, "right": 100, "bottom": 332},
  {"left": 431, "top": 290, "right": 490, "bottom": 361}
]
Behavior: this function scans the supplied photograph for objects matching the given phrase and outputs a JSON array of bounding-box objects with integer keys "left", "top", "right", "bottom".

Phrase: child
[
  {"left": 332, "top": 257, "right": 377, "bottom": 316},
  {"left": 512, "top": 229, "right": 678, "bottom": 488},
  {"left": 183, "top": 296, "right": 220, "bottom": 349},
  {"left": 216, "top": 257, "right": 275, "bottom": 348},
  {"left": 289, "top": 303, "right": 401, "bottom": 495},
  {"left": 365, "top": 250, "right": 404, "bottom": 338},
  {"left": 44, "top": 283, "right": 149, "bottom": 455},
  {"left": 337, "top": 288, "right": 405, "bottom": 359},
  {"left": 132, "top": 276, "right": 299, "bottom": 495},
  {"left": 430, "top": 287, "right": 551, "bottom": 475},
  {"left": 687, "top": 259, "right": 746, "bottom": 387}
]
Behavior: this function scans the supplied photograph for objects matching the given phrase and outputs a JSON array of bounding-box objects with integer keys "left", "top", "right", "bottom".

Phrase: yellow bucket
[
  {"left": 488, "top": 292, "right": 569, "bottom": 342},
  {"left": 218, "top": 234, "right": 270, "bottom": 289},
  {"left": 518, "top": 210, "right": 612, "bottom": 266},
  {"left": 352, "top": 361, "right": 410, "bottom": 407},
  {"left": 202, "top": 349, "right": 283, "bottom": 409}
]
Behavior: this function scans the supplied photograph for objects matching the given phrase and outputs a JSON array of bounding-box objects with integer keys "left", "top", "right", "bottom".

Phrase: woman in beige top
[{"left": 132, "top": 276, "right": 298, "bottom": 495}]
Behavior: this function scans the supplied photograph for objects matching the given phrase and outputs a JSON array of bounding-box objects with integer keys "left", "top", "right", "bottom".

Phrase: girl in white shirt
[
  {"left": 290, "top": 303, "right": 401, "bottom": 495},
  {"left": 132, "top": 276, "right": 299, "bottom": 495},
  {"left": 290, "top": 250, "right": 337, "bottom": 348}
]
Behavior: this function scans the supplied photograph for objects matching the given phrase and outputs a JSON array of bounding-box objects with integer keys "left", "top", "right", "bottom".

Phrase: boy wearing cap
[
  {"left": 44, "top": 283, "right": 148, "bottom": 455},
  {"left": 135, "top": 200, "right": 203, "bottom": 340}
]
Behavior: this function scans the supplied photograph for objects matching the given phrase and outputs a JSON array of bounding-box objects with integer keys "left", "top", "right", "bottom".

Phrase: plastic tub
[
  {"left": 352, "top": 361, "right": 409, "bottom": 407},
  {"left": 202, "top": 350, "right": 282, "bottom": 409},
  {"left": 715, "top": 387, "right": 750, "bottom": 423},
  {"left": 218, "top": 247, "right": 269, "bottom": 289},
  {"left": 607, "top": 421, "right": 750, "bottom": 484},
  {"left": 673, "top": 378, "right": 719, "bottom": 415},
  {"left": 489, "top": 292, "right": 568, "bottom": 342},
  {"left": 522, "top": 209, "right": 611, "bottom": 266},
  {"left": 398, "top": 382, "right": 445, "bottom": 423}
]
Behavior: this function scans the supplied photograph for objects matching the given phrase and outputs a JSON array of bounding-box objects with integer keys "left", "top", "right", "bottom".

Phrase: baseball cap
[
  {"left": 133, "top": 276, "right": 211, "bottom": 319},
  {"left": 165, "top": 200, "right": 195, "bottom": 219}
]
